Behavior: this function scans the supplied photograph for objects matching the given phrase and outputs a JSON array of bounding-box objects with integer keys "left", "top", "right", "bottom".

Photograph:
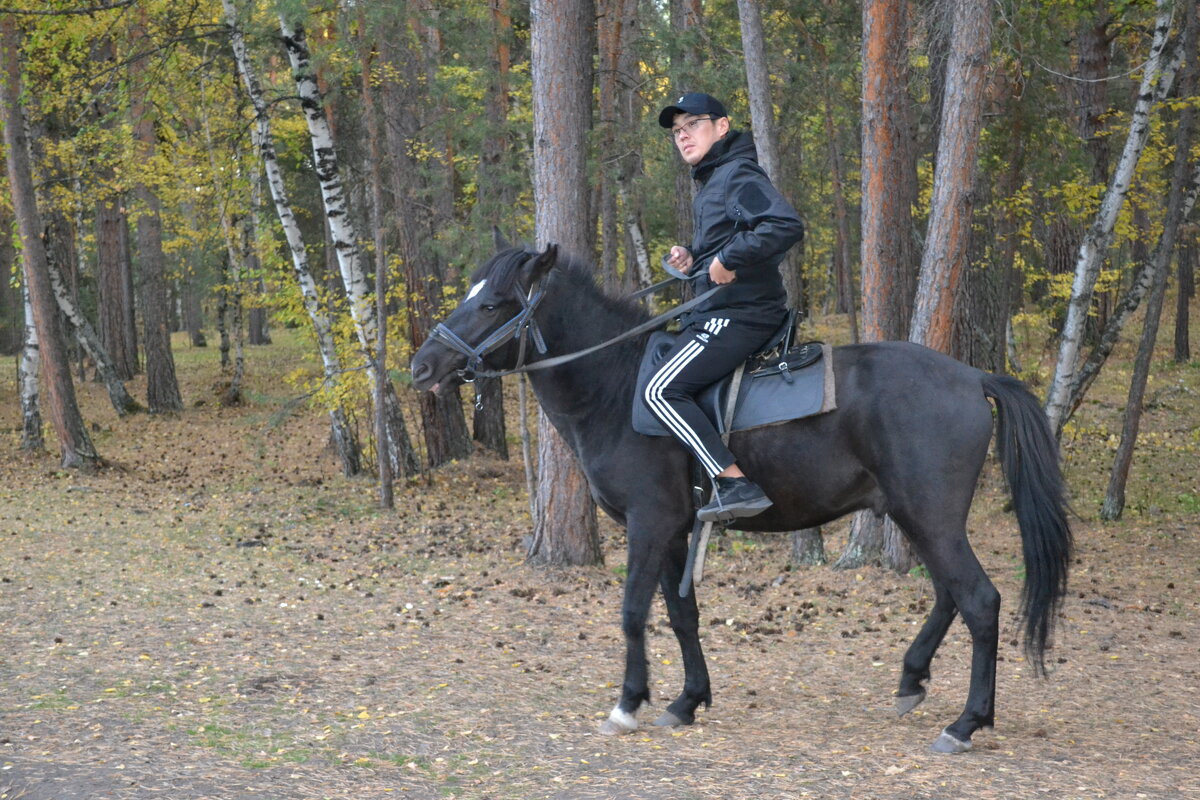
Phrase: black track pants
[{"left": 643, "top": 314, "right": 780, "bottom": 477}]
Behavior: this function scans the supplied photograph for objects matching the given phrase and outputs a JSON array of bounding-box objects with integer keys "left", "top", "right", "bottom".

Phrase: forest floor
[{"left": 1, "top": 317, "right": 1199, "bottom": 800}]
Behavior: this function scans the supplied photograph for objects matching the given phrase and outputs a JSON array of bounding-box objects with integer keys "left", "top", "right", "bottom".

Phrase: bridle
[
  {"left": 426, "top": 253, "right": 723, "bottom": 393},
  {"left": 427, "top": 268, "right": 549, "bottom": 383}
]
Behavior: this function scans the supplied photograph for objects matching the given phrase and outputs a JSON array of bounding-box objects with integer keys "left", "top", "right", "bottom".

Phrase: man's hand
[
  {"left": 667, "top": 245, "right": 693, "bottom": 274},
  {"left": 709, "top": 256, "right": 736, "bottom": 284}
]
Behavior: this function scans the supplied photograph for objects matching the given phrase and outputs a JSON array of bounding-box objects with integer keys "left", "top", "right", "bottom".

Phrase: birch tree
[
  {"left": 1065, "top": 158, "right": 1200, "bottom": 424},
  {"left": 1044, "top": 0, "right": 1181, "bottom": 436},
  {"left": 46, "top": 258, "right": 141, "bottom": 416},
  {"left": 19, "top": 285, "right": 42, "bottom": 452},
  {"left": 223, "top": 0, "right": 361, "bottom": 475},
  {"left": 277, "top": 12, "right": 420, "bottom": 477},
  {"left": 1101, "top": 0, "right": 1198, "bottom": 520}
]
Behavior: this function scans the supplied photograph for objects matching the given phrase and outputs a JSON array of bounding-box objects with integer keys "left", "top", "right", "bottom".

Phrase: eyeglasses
[{"left": 668, "top": 116, "right": 715, "bottom": 139}]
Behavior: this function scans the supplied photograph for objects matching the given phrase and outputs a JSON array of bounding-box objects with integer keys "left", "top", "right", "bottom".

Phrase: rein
[{"left": 430, "top": 270, "right": 722, "bottom": 385}]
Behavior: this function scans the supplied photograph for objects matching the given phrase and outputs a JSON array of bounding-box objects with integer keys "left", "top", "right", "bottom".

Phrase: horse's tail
[{"left": 982, "top": 373, "right": 1073, "bottom": 675}]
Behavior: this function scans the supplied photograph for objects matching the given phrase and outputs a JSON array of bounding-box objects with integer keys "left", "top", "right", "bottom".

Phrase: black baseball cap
[{"left": 658, "top": 92, "right": 728, "bottom": 128}]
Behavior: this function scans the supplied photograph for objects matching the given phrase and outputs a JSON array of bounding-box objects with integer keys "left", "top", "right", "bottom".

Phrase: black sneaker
[{"left": 697, "top": 477, "right": 773, "bottom": 523}]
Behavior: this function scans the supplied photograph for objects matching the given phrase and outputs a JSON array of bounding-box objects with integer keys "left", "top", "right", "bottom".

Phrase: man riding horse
[{"left": 650, "top": 92, "right": 805, "bottom": 523}]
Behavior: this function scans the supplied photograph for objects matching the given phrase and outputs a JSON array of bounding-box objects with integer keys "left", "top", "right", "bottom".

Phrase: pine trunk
[
  {"left": 95, "top": 192, "right": 137, "bottom": 379},
  {"left": 471, "top": 0, "right": 514, "bottom": 459},
  {"left": 130, "top": 14, "right": 182, "bottom": 414},
  {"left": 908, "top": 0, "right": 992, "bottom": 352},
  {"left": 1076, "top": 1, "right": 1114, "bottom": 186},
  {"left": 372, "top": 9, "right": 471, "bottom": 470},
  {"left": 839, "top": 0, "right": 919, "bottom": 571},
  {"left": 790, "top": 529, "right": 826, "bottom": 567},
  {"left": 859, "top": 0, "right": 917, "bottom": 342},
  {"left": 1177, "top": 234, "right": 1194, "bottom": 363},
  {"left": 668, "top": 0, "right": 702, "bottom": 248},
  {"left": 359, "top": 37, "right": 395, "bottom": 507},
  {"left": 1100, "top": 241, "right": 1174, "bottom": 520},
  {"left": 91, "top": 36, "right": 138, "bottom": 379},
  {"left": 529, "top": 415, "right": 603, "bottom": 566},
  {"left": 2, "top": 18, "right": 97, "bottom": 468},
  {"left": 528, "top": 0, "right": 602, "bottom": 567}
]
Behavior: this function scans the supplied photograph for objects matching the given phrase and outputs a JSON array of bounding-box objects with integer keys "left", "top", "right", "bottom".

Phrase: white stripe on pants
[{"left": 644, "top": 338, "right": 725, "bottom": 476}]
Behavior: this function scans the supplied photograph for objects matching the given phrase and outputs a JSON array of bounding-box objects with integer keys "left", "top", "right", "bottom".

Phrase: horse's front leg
[
  {"left": 653, "top": 522, "right": 711, "bottom": 727},
  {"left": 599, "top": 523, "right": 666, "bottom": 735}
]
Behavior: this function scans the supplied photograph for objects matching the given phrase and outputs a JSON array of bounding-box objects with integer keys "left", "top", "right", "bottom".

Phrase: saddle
[{"left": 632, "top": 310, "right": 837, "bottom": 437}]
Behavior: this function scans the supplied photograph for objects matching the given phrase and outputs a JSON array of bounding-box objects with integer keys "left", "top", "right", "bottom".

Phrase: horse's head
[{"left": 410, "top": 243, "right": 559, "bottom": 395}]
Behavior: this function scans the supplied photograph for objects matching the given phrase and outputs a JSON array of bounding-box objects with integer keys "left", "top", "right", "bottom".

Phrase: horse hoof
[
  {"left": 895, "top": 690, "right": 926, "bottom": 717},
  {"left": 930, "top": 729, "right": 972, "bottom": 754},
  {"left": 652, "top": 710, "right": 690, "bottom": 728},
  {"left": 598, "top": 708, "right": 638, "bottom": 736}
]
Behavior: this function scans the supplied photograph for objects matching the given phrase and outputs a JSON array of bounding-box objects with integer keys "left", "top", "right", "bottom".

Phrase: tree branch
[{"left": 0, "top": 0, "right": 135, "bottom": 15}]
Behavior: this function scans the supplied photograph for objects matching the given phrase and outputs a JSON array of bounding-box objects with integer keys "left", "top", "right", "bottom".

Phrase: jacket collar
[{"left": 691, "top": 129, "right": 758, "bottom": 183}]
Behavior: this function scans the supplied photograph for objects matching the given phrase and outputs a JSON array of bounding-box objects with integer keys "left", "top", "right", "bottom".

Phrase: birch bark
[
  {"left": 1066, "top": 158, "right": 1200, "bottom": 422},
  {"left": 19, "top": 284, "right": 43, "bottom": 452},
  {"left": 1044, "top": 0, "right": 1181, "bottom": 435},
  {"left": 222, "top": 0, "right": 361, "bottom": 475},
  {"left": 46, "top": 257, "right": 141, "bottom": 415},
  {"left": 277, "top": 13, "right": 419, "bottom": 477},
  {"left": 1100, "top": 0, "right": 1197, "bottom": 519}
]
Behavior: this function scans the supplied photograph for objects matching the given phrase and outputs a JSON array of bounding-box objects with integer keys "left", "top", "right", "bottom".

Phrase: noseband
[{"left": 428, "top": 272, "right": 548, "bottom": 383}]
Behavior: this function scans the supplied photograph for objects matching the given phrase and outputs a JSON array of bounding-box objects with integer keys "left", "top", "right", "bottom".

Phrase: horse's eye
[{"left": 482, "top": 304, "right": 497, "bottom": 312}]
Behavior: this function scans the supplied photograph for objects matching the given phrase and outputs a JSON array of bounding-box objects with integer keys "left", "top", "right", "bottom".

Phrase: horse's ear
[
  {"left": 526, "top": 243, "right": 558, "bottom": 282},
  {"left": 492, "top": 227, "right": 512, "bottom": 252}
]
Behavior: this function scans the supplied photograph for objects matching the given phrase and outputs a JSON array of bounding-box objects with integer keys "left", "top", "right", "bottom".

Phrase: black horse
[{"left": 410, "top": 245, "right": 1071, "bottom": 754}]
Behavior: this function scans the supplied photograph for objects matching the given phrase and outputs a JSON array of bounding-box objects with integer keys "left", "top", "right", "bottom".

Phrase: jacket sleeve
[{"left": 716, "top": 162, "right": 804, "bottom": 271}]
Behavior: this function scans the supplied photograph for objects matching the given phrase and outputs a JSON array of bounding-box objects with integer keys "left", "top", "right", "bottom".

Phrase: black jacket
[{"left": 685, "top": 130, "right": 803, "bottom": 321}]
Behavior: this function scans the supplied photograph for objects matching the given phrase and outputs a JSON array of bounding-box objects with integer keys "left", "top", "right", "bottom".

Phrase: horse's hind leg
[
  {"left": 896, "top": 580, "right": 958, "bottom": 717},
  {"left": 900, "top": 523, "right": 1000, "bottom": 753},
  {"left": 654, "top": 527, "right": 712, "bottom": 727}
]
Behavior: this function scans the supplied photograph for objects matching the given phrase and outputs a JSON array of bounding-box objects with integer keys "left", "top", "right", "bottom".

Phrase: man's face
[{"left": 671, "top": 112, "right": 729, "bottom": 166}]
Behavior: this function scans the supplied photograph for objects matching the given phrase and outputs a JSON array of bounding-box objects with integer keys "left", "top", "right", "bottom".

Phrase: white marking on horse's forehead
[{"left": 467, "top": 279, "right": 487, "bottom": 300}]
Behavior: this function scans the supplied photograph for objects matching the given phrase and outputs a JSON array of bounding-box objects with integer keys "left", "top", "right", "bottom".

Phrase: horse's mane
[
  {"left": 474, "top": 247, "right": 652, "bottom": 329},
  {"left": 474, "top": 247, "right": 653, "bottom": 409}
]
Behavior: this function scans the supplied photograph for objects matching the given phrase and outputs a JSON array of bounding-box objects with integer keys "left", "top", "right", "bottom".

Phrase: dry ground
[{"left": 1, "top": 326, "right": 1198, "bottom": 800}]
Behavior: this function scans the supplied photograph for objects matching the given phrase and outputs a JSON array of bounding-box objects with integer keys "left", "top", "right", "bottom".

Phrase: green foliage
[{"left": 3, "top": 0, "right": 1193, "bottom": 482}]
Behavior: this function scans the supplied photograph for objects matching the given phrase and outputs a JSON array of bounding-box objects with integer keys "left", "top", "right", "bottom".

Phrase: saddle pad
[{"left": 633, "top": 333, "right": 836, "bottom": 437}]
